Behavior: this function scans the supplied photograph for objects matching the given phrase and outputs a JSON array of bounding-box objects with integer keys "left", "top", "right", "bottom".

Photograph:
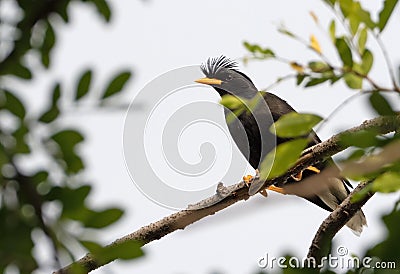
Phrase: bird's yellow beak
[{"left": 195, "top": 77, "right": 222, "bottom": 85}]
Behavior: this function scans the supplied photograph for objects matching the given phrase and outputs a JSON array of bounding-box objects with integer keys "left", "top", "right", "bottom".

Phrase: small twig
[
  {"left": 373, "top": 32, "right": 400, "bottom": 92},
  {"left": 307, "top": 181, "right": 374, "bottom": 263}
]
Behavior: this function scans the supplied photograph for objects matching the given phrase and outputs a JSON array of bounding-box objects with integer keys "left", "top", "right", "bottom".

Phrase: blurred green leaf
[
  {"left": 343, "top": 72, "right": 362, "bottom": 89},
  {"left": 260, "top": 138, "right": 308, "bottom": 179},
  {"left": 80, "top": 240, "right": 103, "bottom": 253},
  {"left": 0, "top": 208, "right": 38, "bottom": 273},
  {"left": 304, "top": 77, "right": 330, "bottom": 87},
  {"left": 272, "top": 112, "right": 322, "bottom": 138},
  {"left": 338, "top": 0, "right": 375, "bottom": 32},
  {"left": 347, "top": 148, "right": 366, "bottom": 161},
  {"left": 13, "top": 123, "right": 30, "bottom": 154},
  {"left": 357, "top": 27, "right": 367, "bottom": 54},
  {"left": 350, "top": 183, "right": 373, "bottom": 203},
  {"left": 296, "top": 74, "right": 307, "bottom": 85},
  {"left": 329, "top": 20, "right": 336, "bottom": 42},
  {"left": 339, "top": 129, "right": 379, "bottom": 148},
  {"left": 366, "top": 206, "right": 400, "bottom": 262},
  {"left": 56, "top": 0, "right": 70, "bottom": 22},
  {"left": 39, "top": 83, "right": 61, "bottom": 123},
  {"left": 7, "top": 63, "right": 32, "bottom": 80},
  {"left": 360, "top": 49, "right": 373, "bottom": 74},
  {"left": 51, "top": 129, "right": 85, "bottom": 173},
  {"left": 369, "top": 91, "right": 395, "bottom": 116},
  {"left": 309, "top": 61, "right": 330, "bottom": 72},
  {"left": 378, "top": 0, "right": 399, "bottom": 32},
  {"left": 102, "top": 71, "right": 131, "bottom": 99},
  {"left": 243, "top": 41, "right": 275, "bottom": 57},
  {"left": 93, "top": 239, "right": 143, "bottom": 264},
  {"left": 83, "top": 208, "right": 124, "bottom": 229},
  {"left": 46, "top": 185, "right": 91, "bottom": 213},
  {"left": 2, "top": 90, "right": 26, "bottom": 119},
  {"left": 278, "top": 27, "right": 295, "bottom": 38},
  {"left": 220, "top": 95, "right": 246, "bottom": 110},
  {"left": 335, "top": 37, "right": 353, "bottom": 67},
  {"left": 51, "top": 130, "right": 84, "bottom": 149},
  {"left": 39, "top": 106, "right": 60, "bottom": 123},
  {"left": 89, "top": 0, "right": 112, "bottom": 22},
  {"left": 31, "top": 171, "right": 48, "bottom": 185},
  {"left": 75, "top": 70, "right": 93, "bottom": 100},
  {"left": 372, "top": 172, "right": 400, "bottom": 193},
  {"left": 41, "top": 22, "right": 56, "bottom": 68}
]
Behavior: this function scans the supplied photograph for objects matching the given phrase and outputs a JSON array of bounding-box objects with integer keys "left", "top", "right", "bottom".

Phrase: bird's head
[{"left": 195, "top": 56, "right": 258, "bottom": 99}]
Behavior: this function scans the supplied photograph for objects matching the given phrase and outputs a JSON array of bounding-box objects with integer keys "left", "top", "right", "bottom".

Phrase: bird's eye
[{"left": 226, "top": 74, "right": 233, "bottom": 81}]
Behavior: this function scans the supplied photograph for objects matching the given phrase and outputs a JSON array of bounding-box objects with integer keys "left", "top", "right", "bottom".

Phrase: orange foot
[
  {"left": 243, "top": 169, "right": 286, "bottom": 196},
  {"left": 291, "top": 165, "right": 321, "bottom": 181}
]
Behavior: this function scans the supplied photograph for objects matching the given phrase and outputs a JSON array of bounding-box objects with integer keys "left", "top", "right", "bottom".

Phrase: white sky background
[{"left": 18, "top": 0, "right": 400, "bottom": 273}]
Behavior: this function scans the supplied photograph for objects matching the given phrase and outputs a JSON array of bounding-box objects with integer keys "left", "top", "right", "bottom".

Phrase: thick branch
[
  {"left": 53, "top": 114, "right": 400, "bottom": 274},
  {"left": 307, "top": 181, "right": 374, "bottom": 262}
]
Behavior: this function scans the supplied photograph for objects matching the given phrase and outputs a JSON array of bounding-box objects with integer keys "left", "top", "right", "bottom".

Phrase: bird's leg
[
  {"left": 266, "top": 185, "right": 286, "bottom": 195},
  {"left": 243, "top": 169, "right": 286, "bottom": 196},
  {"left": 306, "top": 165, "right": 321, "bottom": 174},
  {"left": 290, "top": 165, "right": 321, "bottom": 181}
]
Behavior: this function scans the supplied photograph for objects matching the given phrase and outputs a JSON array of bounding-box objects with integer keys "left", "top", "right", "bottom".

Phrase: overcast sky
[{"left": 23, "top": 1, "right": 400, "bottom": 273}]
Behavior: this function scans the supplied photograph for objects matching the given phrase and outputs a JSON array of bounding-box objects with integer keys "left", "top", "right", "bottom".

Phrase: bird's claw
[{"left": 243, "top": 169, "right": 260, "bottom": 187}]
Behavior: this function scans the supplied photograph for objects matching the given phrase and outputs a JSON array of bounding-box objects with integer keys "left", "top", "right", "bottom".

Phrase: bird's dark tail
[{"left": 346, "top": 210, "right": 367, "bottom": 236}]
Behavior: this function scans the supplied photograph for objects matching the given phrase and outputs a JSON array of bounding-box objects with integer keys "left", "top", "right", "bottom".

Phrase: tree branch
[
  {"left": 307, "top": 181, "right": 374, "bottom": 263},
  {"left": 53, "top": 114, "right": 400, "bottom": 274}
]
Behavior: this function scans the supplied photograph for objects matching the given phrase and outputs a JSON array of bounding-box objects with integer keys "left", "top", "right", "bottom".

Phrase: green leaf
[
  {"left": 304, "top": 77, "right": 329, "bottom": 87},
  {"left": 308, "top": 61, "right": 330, "bottom": 72},
  {"left": 329, "top": 20, "right": 336, "bottom": 43},
  {"left": 51, "top": 83, "right": 61, "bottom": 104},
  {"left": 52, "top": 129, "right": 84, "bottom": 147},
  {"left": 41, "top": 21, "right": 56, "bottom": 68},
  {"left": 260, "top": 139, "right": 308, "bottom": 179},
  {"left": 93, "top": 239, "right": 143, "bottom": 264},
  {"left": 39, "top": 83, "right": 61, "bottom": 123},
  {"left": 271, "top": 112, "right": 322, "bottom": 138},
  {"left": 339, "top": 129, "right": 379, "bottom": 148},
  {"left": 90, "top": 0, "right": 112, "bottom": 22},
  {"left": 220, "top": 95, "right": 246, "bottom": 110},
  {"left": 296, "top": 74, "right": 307, "bottom": 85},
  {"left": 8, "top": 63, "right": 32, "bottom": 79},
  {"left": 102, "top": 71, "right": 131, "bottom": 99},
  {"left": 51, "top": 129, "right": 85, "bottom": 173},
  {"left": 338, "top": 0, "right": 375, "bottom": 30},
  {"left": 360, "top": 49, "right": 373, "bottom": 74},
  {"left": 378, "top": 0, "right": 399, "bottom": 32},
  {"left": 39, "top": 106, "right": 60, "bottom": 123},
  {"left": 47, "top": 185, "right": 92, "bottom": 213},
  {"left": 80, "top": 240, "right": 103, "bottom": 253},
  {"left": 75, "top": 70, "right": 92, "bottom": 100},
  {"left": 343, "top": 72, "right": 362, "bottom": 89},
  {"left": 2, "top": 90, "right": 26, "bottom": 119},
  {"left": 278, "top": 27, "right": 295, "bottom": 38},
  {"left": 243, "top": 41, "right": 275, "bottom": 58},
  {"left": 372, "top": 172, "right": 400, "bottom": 193},
  {"left": 369, "top": 91, "right": 395, "bottom": 116},
  {"left": 347, "top": 149, "right": 366, "bottom": 161},
  {"left": 335, "top": 37, "right": 353, "bottom": 67},
  {"left": 357, "top": 27, "right": 367, "bottom": 54},
  {"left": 83, "top": 208, "right": 123, "bottom": 228}
]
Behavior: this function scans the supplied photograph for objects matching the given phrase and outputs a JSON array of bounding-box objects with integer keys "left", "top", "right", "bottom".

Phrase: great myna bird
[{"left": 195, "top": 56, "right": 366, "bottom": 235}]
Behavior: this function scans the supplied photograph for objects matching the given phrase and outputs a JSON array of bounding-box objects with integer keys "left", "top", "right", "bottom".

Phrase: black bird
[{"left": 195, "top": 56, "right": 366, "bottom": 235}]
